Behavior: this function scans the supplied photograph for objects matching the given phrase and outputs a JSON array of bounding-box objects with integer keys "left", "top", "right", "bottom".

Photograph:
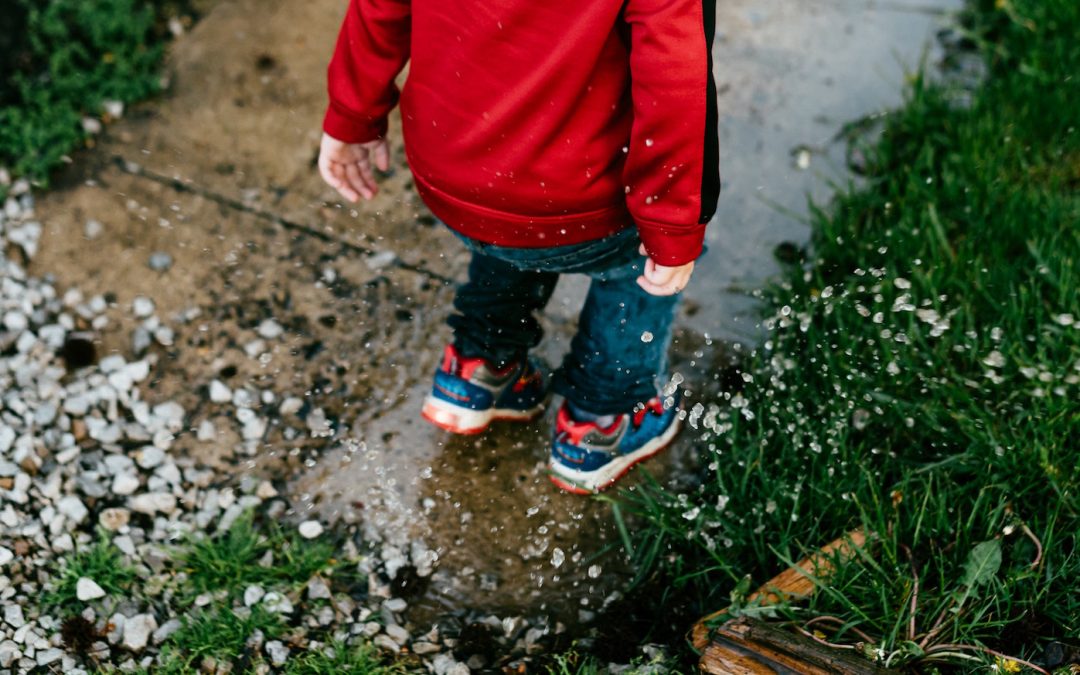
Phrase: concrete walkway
[{"left": 32, "top": 0, "right": 959, "bottom": 627}]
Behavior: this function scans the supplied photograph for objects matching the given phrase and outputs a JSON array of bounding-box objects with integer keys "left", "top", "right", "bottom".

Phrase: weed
[
  {"left": 156, "top": 605, "right": 284, "bottom": 673},
  {"left": 180, "top": 511, "right": 343, "bottom": 604},
  {"left": 0, "top": 0, "right": 169, "bottom": 184},
  {"left": 628, "top": 0, "right": 1079, "bottom": 671},
  {"left": 283, "top": 640, "right": 407, "bottom": 675},
  {"left": 44, "top": 534, "right": 138, "bottom": 610}
]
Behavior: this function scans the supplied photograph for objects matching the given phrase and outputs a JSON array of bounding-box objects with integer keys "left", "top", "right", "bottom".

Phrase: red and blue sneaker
[
  {"left": 421, "top": 345, "right": 547, "bottom": 435},
  {"left": 548, "top": 395, "right": 682, "bottom": 494}
]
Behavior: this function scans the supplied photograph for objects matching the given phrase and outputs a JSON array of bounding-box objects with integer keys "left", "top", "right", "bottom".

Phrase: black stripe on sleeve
[{"left": 699, "top": 0, "right": 721, "bottom": 223}]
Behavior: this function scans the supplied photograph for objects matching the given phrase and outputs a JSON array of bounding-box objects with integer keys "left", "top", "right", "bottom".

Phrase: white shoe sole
[{"left": 421, "top": 395, "right": 543, "bottom": 435}]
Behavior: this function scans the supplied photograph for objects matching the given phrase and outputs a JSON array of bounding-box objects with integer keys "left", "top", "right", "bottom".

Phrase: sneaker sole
[
  {"left": 421, "top": 395, "right": 544, "bottom": 435},
  {"left": 548, "top": 415, "right": 683, "bottom": 494}
]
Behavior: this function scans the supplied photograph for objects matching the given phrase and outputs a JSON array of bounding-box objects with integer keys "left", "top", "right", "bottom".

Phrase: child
[{"left": 318, "top": 0, "right": 720, "bottom": 493}]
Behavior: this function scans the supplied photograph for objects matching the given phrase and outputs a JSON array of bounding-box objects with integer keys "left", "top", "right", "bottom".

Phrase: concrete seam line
[{"left": 109, "top": 155, "right": 456, "bottom": 285}]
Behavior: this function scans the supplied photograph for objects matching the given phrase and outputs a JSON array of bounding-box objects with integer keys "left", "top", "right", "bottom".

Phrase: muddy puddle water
[{"left": 289, "top": 339, "right": 713, "bottom": 631}]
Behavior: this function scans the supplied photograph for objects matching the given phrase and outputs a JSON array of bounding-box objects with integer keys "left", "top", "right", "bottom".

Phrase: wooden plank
[
  {"left": 692, "top": 530, "right": 868, "bottom": 651},
  {"left": 692, "top": 530, "right": 892, "bottom": 674},
  {"left": 700, "top": 618, "right": 895, "bottom": 675}
]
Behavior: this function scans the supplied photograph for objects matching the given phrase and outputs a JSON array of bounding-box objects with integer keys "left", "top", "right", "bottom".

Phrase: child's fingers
[
  {"left": 323, "top": 161, "right": 359, "bottom": 202},
  {"left": 356, "top": 158, "right": 378, "bottom": 196},
  {"left": 639, "top": 243, "right": 648, "bottom": 256},
  {"left": 344, "top": 162, "right": 374, "bottom": 200},
  {"left": 636, "top": 275, "right": 677, "bottom": 296},
  {"left": 644, "top": 260, "right": 678, "bottom": 287},
  {"left": 372, "top": 140, "right": 391, "bottom": 172}
]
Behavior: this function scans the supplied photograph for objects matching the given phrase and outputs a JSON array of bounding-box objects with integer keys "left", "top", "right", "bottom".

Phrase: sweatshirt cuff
[
  {"left": 636, "top": 219, "right": 706, "bottom": 266},
  {"left": 322, "top": 102, "right": 389, "bottom": 144}
]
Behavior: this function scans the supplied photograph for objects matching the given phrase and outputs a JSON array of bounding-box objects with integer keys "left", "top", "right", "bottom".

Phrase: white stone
[
  {"left": 56, "top": 496, "right": 89, "bottom": 524},
  {"left": 255, "top": 481, "right": 277, "bottom": 500},
  {"left": 82, "top": 117, "right": 104, "bottom": 135},
  {"left": 261, "top": 592, "right": 293, "bottom": 614},
  {"left": 298, "top": 520, "right": 323, "bottom": 539},
  {"left": 306, "top": 579, "right": 331, "bottom": 601},
  {"left": 386, "top": 624, "right": 409, "bottom": 644},
  {"left": 106, "top": 613, "right": 126, "bottom": 644},
  {"left": 2, "top": 311, "right": 28, "bottom": 332},
  {"left": 36, "top": 647, "right": 63, "bottom": 667},
  {"left": 102, "top": 100, "right": 124, "bottom": 118},
  {"left": 132, "top": 296, "right": 155, "bottom": 318},
  {"left": 0, "top": 547, "right": 13, "bottom": 567},
  {"left": 209, "top": 380, "right": 232, "bottom": 403},
  {"left": 244, "top": 585, "right": 266, "bottom": 607},
  {"left": 0, "top": 640, "right": 20, "bottom": 668},
  {"left": 279, "top": 397, "right": 303, "bottom": 416},
  {"left": 136, "top": 446, "right": 165, "bottom": 469},
  {"left": 374, "top": 634, "right": 400, "bottom": 652},
  {"left": 3, "top": 604, "right": 25, "bottom": 628},
  {"left": 196, "top": 419, "right": 216, "bottom": 441},
  {"left": 266, "top": 640, "right": 289, "bottom": 666},
  {"left": 112, "top": 473, "right": 140, "bottom": 496},
  {"left": 257, "top": 319, "right": 283, "bottom": 340},
  {"left": 99, "top": 355, "right": 126, "bottom": 373},
  {"left": 0, "top": 427, "right": 15, "bottom": 453},
  {"left": 129, "top": 492, "right": 177, "bottom": 515},
  {"left": 122, "top": 614, "right": 157, "bottom": 652},
  {"left": 384, "top": 598, "right": 407, "bottom": 613},
  {"left": 76, "top": 577, "right": 106, "bottom": 601},
  {"left": 152, "top": 618, "right": 182, "bottom": 644},
  {"left": 124, "top": 360, "right": 150, "bottom": 383}
]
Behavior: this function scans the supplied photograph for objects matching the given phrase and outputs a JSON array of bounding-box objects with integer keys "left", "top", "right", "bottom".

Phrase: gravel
[{"left": 0, "top": 183, "right": 636, "bottom": 674}]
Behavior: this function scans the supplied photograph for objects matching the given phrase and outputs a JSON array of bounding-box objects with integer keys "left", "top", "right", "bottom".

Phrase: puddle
[{"left": 289, "top": 336, "right": 717, "bottom": 633}]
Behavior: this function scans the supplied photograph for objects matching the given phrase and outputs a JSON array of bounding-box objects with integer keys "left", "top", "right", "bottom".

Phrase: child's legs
[
  {"left": 552, "top": 273, "right": 680, "bottom": 415},
  {"left": 447, "top": 251, "right": 558, "bottom": 368}
]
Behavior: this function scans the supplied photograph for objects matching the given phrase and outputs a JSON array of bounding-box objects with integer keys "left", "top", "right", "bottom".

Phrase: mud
[{"left": 29, "top": 0, "right": 961, "bottom": 646}]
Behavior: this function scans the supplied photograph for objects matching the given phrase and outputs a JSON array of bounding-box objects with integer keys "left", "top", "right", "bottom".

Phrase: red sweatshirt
[{"left": 324, "top": 0, "right": 720, "bottom": 266}]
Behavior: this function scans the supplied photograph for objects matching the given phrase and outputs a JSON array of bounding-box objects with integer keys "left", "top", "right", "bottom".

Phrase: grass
[
  {"left": 45, "top": 511, "right": 396, "bottom": 672},
  {"left": 0, "top": 0, "right": 190, "bottom": 189},
  {"left": 180, "top": 512, "right": 345, "bottom": 603},
  {"left": 156, "top": 605, "right": 285, "bottom": 673},
  {"left": 626, "top": 0, "right": 1080, "bottom": 672},
  {"left": 44, "top": 533, "right": 138, "bottom": 609},
  {"left": 283, "top": 641, "right": 407, "bottom": 675}
]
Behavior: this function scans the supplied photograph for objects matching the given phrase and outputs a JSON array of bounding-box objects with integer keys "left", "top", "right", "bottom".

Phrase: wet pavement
[{"left": 31, "top": 0, "right": 960, "bottom": 637}]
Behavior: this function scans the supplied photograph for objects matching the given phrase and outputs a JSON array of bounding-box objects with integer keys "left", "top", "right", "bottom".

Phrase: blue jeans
[{"left": 447, "top": 227, "right": 680, "bottom": 415}]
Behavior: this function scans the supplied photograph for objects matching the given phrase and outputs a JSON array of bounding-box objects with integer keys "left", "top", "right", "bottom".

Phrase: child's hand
[
  {"left": 318, "top": 132, "right": 391, "bottom": 202},
  {"left": 636, "top": 244, "right": 694, "bottom": 296}
]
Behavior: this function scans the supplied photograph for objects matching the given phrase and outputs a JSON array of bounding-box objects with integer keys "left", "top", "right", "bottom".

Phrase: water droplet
[
  {"left": 640, "top": 331, "right": 654, "bottom": 343},
  {"left": 551, "top": 548, "right": 565, "bottom": 568},
  {"left": 587, "top": 565, "right": 602, "bottom": 578},
  {"left": 645, "top": 138, "right": 654, "bottom": 147}
]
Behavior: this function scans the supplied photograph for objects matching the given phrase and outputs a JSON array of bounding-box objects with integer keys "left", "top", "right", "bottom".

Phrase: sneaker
[
  {"left": 548, "top": 395, "right": 681, "bottom": 494},
  {"left": 421, "top": 345, "right": 547, "bottom": 434}
]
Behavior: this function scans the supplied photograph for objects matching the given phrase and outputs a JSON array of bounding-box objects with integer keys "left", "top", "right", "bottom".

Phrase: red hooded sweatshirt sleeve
[{"left": 325, "top": 0, "right": 720, "bottom": 266}]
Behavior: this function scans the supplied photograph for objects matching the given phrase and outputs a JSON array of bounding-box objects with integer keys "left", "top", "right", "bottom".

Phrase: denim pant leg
[
  {"left": 447, "top": 251, "right": 558, "bottom": 369},
  {"left": 551, "top": 267, "right": 680, "bottom": 416}
]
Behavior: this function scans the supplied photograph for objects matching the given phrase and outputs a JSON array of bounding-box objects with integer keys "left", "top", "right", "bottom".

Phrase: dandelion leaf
[{"left": 960, "top": 539, "right": 1002, "bottom": 588}]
